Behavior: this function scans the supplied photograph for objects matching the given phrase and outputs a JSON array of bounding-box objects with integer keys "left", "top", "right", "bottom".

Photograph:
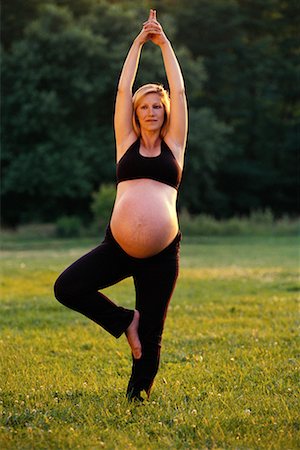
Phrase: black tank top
[{"left": 116, "top": 139, "right": 182, "bottom": 190}]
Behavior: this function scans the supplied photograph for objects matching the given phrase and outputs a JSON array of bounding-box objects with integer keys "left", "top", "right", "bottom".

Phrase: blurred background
[{"left": 1, "top": 0, "right": 299, "bottom": 235}]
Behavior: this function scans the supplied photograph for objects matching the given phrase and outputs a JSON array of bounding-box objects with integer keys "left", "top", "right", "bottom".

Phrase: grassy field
[{"left": 0, "top": 235, "right": 299, "bottom": 449}]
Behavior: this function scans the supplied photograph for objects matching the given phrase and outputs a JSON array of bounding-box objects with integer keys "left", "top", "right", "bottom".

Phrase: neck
[{"left": 140, "top": 131, "right": 161, "bottom": 150}]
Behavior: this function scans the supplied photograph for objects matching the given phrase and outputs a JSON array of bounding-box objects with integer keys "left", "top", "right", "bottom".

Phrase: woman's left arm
[
  {"left": 145, "top": 10, "right": 188, "bottom": 161},
  {"left": 161, "top": 40, "right": 188, "bottom": 156}
]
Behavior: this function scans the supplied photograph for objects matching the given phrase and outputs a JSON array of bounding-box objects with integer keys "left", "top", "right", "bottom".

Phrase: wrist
[
  {"left": 159, "top": 38, "right": 170, "bottom": 48},
  {"left": 134, "top": 36, "right": 145, "bottom": 47}
]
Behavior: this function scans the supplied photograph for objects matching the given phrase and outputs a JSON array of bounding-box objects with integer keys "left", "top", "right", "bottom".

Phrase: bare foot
[{"left": 125, "top": 310, "right": 142, "bottom": 359}]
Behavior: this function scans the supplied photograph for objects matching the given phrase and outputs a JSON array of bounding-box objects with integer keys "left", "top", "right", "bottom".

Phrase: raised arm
[
  {"left": 144, "top": 10, "right": 188, "bottom": 164},
  {"left": 114, "top": 13, "right": 152, "bottom": 158}
]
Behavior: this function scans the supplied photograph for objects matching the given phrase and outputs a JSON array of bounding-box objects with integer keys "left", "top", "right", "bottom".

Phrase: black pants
[{"left": 54, "top": 225, "right": 181, "bottom": 397}]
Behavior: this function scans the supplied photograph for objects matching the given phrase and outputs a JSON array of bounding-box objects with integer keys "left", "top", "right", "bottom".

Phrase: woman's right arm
[
  {"left": 114, "top": 40, "right": 142, "bottom": 156},
  {"left": 114, "top": 18, "right": 150, "bottom": 157}
]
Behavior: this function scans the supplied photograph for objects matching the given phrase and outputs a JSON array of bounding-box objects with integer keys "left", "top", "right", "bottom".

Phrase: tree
[
  {"left": 179, "top": 108, "right": 233, "bottom": 216},
  {"left": 2, "top": 4, "right": 115, "bottom": 223},
  {"left": 3, "top": 0, "right": 295, "bottom": 223},
  {"left": 1, "top": 0, "right": 41, "bottom": 50},
  {"left": 173, "top": 0, "right": 299, "bottom": 216},
  {"left": 2, "top": 1, "right": 212, "bottom": 224}
]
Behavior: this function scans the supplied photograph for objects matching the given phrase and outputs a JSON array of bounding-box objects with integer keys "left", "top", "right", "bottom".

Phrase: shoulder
[
  {"left": 116, "top": 132, "right": 139, "bottom": 162},
  {"left": 163, "top": 135, "right": 186, "bottom": 169}
]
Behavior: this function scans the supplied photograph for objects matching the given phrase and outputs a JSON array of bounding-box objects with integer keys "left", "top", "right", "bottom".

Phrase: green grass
[{"left": 1, "top": 236, "right": 299, "bottom": 449}]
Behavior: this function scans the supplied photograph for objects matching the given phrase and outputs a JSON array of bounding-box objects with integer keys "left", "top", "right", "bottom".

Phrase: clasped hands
[{"left": 136, "top": 9, "right": 168, "bottom": 47}]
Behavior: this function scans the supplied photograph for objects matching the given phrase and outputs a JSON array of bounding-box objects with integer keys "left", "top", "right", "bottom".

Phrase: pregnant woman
[{"left": 54, "top": 9, "right": 188, "bottom": 402}]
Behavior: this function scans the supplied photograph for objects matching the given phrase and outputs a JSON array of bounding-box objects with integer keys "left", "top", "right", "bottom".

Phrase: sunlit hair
[{"left": 132, "top": 84, "right": 170, "bottom": 138}]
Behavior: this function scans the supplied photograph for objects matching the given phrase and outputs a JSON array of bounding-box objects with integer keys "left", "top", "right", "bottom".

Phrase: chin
[{"left": 145, "top": 124, "right": 163, "bottom": 131}]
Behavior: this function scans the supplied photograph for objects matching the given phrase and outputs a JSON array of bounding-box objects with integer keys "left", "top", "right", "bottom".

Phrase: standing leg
[
  {"left": 54, "top": 231, "right": 134, "bottom": 338},
  {"left": 126, "top": 238, "right": 180, "bottom": 400}
]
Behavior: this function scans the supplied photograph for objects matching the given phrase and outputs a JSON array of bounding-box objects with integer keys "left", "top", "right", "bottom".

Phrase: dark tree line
[{"left": 1, "top": 0, "right": 299, "bottom": 225}]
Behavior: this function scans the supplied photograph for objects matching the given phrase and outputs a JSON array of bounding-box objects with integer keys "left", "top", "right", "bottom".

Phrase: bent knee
[{"left": 53, "top": 273, "right": 73, "bottom": 306}]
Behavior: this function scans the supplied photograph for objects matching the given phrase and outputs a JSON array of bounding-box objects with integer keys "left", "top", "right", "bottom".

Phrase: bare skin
[
  {"left": 125, "top": 309, "right": 142, "bottom": 359},
  {"left": 115, "top": 10, "right": 188, "bottom": 360}
]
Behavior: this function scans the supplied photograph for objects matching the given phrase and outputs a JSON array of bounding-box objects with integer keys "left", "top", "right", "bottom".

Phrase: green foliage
[
  {"left": 179, "top": 208, "right": 300, "bottom": 236},
  {"left": 55, "top": 215, "right": 83, "bottom": 237},
  {"left": 2, "top": 212, "right": 298, "bottom": 245},
  {"left": 173, "top": 0, "right": 299, "bottom": 216},
  {"left": 1, "top": 0, "right": 299, "bottom": 225},
  {"left": 180, "top": 108, "right": 233, "bottom": 215},
  {"left": 2, "top": 3, "right": 121, "bottom": 224},
  {"left": 1, "top": 0, "right": 41, "bottom": 50},
  {"left": 91, "top": 183, "right": 116, "bottom": 229}
]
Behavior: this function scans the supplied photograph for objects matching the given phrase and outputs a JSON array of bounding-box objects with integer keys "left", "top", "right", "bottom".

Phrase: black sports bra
[{"left": 116, "top": 139, "right": 182, "bottom": 190}]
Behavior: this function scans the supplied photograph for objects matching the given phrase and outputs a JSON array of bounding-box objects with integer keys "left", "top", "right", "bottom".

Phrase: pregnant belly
[{"left": 110, "top": 184, "right": 179, "bottom": 258}]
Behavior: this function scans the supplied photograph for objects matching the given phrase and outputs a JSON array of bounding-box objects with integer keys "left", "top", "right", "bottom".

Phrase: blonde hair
[{"left": 132, "top": 84, "right": 170, "bottom": 138}]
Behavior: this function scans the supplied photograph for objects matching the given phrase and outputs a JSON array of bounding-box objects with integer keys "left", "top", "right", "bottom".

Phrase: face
[{"left": 136, "top": 93, "right": 165, "bottom": 133}]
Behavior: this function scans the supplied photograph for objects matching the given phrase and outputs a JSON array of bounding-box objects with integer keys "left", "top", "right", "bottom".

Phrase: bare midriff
[{"left": 110, "top": 179, "right": 179, "bottom": 258}]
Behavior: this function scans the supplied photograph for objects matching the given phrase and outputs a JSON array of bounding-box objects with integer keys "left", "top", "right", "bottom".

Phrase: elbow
[
  {"left": 170, "top": 86, "right": 186, "bottom": 97},
  {"left": 169, "top": 79, "right": 186, "bottom": 94},
  {"left": 116, "top": 84, "right": 133, "bottom": 95}
]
